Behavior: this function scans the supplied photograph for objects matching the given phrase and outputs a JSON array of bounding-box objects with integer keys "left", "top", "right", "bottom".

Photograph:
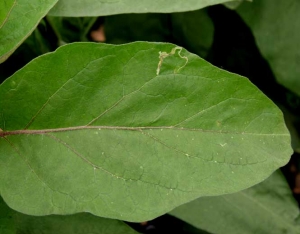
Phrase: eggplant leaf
[
  {"left": 237, "top": 0, "right": 300, "bottom": 96},
  {"left": 0, "top": 0, "right": 15, "bottom": 29},
  {"left": 170, "top": 170, "right": 300, "bottom": 234},
  {"left": 0, "top": 0, "right": 58, "bottom": 63},
  {"left": 0, "top": 196, "right": 137, "bottom": 234},
  {"left": 0, "top": 42, "right": 292, "bottom": 221},
  {"left": 49, "top": 0, "right": 245, "bottom": 17}
]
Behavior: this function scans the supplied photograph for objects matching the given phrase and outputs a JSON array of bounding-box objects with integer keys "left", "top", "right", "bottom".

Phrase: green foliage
[
  {"left": 0, "top": 42, "right": 291, "bottom": 221},
  {"left": 237, "top": 0, "right": 300, "bottom": 96},
  {"left": 49, "top": 0, "right": 244, "bottom": 16},
  {"left": 0, "top": 197, "right": 137, "bottom": 234},
  {"left": 0, "top": 0, "right": 58, "bottom": 63},
  {"left": 0, "top": 0, "right": 299, "bottom": 233},
  {"left": 46, "top": 16, "right": 97, "bottom": 44},
  {"left": 0, "top": 0, "right": 15, "bottom": 29},
  {"left": 104, "top": 10, "right": 214, "bottom": 58},
  {"left": 223, "top": 0, "right": 248, "bottom": 10},
  {"left": 170, "top": 170, "right": 300, "bottom": 233}
]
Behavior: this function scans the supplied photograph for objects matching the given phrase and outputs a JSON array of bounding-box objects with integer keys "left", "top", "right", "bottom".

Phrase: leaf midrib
[{"left": 0, "top": 125, "right": 289, "bottom": 137}]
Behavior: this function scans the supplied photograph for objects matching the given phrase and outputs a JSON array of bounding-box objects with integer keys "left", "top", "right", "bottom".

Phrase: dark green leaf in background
[
  {"left": 170, "top": 170, "right": 300, "bottom": 234},
  {"left": 105, "top": 9, "right": 214, "bottom": 59},
  {"left": 0, "top": 197, "right": 15, "bottom": 234},
  {"left": 49, "top": 0, "right": 246, "bottom": 17},
  {"left": 46, "top": 16, "right": 97, "bottom": 45},
  {"left": 0, "top": 42, "right": 292, "bottom": 221},
  {"left": 104, "top": 14, "right": 171, "bottom": 44},
  {"left": 237, "top": 0, "right": 300, "bottom": 97},
  {"left": 282, "top": 106, "right": 300, "bottom": 153},
  {"left": 0, "top": 0, "right": 15, "bottom": 29},
  {"left": 0, "top": 197, "right": 137, "bottom": 234},
  {"left": 0, "top": 0, "right": 58, "bottom": 63},
  {"left": 0, "top": 22, "right": 54, "bottom": 83},
  {"left": 171, "top": 9, "right": 214, "bottom": 59}
]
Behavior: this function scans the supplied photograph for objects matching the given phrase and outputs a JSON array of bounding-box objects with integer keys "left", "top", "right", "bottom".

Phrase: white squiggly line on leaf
[{"left": 156, "top": 46, "right": 188, "bottom": 75}]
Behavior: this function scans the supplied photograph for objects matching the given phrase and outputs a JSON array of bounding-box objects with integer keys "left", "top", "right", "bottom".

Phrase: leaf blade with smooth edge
[
  {"left": 0, "top": 42, "right": 292, "bottom": 221},
  {"left": 49, "top": 0, "right": 247, "bottom": 17},
  {"left": 170, "top": 170, "right": 300, "bottom": 234},
  {"left": 237, "top": 0, "right": 300, "bottom": 96},
  {"left": 0, "top": 0, "right": 15, "bottom": 29},
  {"left": 0, "top": 196, "right": 137, "bottom": 234},
  {"left": 0, "top": 0, "right": 58, "bottom": 63}
]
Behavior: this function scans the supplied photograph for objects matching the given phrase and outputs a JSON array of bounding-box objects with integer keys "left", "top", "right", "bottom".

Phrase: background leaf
[
  {"left": 171, "top": 9, "right": 214, "bottom": 59},
  {"left": 0, "top": 0, "right": 15, "bottom": 29},
  {"left": 49, "top": 0, "right": 246, "bottom": 17},
  {"left": 0, "top": 197, "right": 15, "bottom": 234},
  {"left": 0, "top": 21, "right": 55, "bottom": 83},
  {"left": 104, "top": 9, "right": 214, "bottom": 59},
  {"left": 104, "top": 14, "right": 171, "bottom": 44},
  {"left": 0, "top": 42, "right": 292, "bottom": 221},
  {"left": 0, "top": 0, "right": 58, "bottom": 63},
  {"left": 46, "top": 16, "right": 97, "bottom": 45},
  {"left": 170, "top": 170, "right": 300, "bottom": 234},
  {"left": 237, "top": 0, "right": 300, "bottom": 96},
  {"left": 0, "top": 197, "right": 137, "bottom": 234}
]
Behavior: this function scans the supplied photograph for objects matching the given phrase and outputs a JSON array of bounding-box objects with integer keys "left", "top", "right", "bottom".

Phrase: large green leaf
[
  {"left": 237, "top": 0, "right": 300, "bottom": 96},
  {"left": 0, "top": 197, "right": 137, "bottom": 234},
  {"left": 49, "top": 0, "right": 243, "bottom": 17},
  {"left": 0, "top": 42, "right": 292, "bottom": 221},
  {"left": 0, "top": 0, "right": 58, "bottom": 63},
  {"left": 0, "top": 0, "right": 15, "bottom": 29},
  {"left": 170, "top": 170, "right": 300, "bottom": 234}
]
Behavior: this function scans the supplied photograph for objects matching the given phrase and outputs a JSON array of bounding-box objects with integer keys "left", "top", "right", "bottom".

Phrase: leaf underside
[
  {"left": 49, "top": 0, "right": 243, "bottom": 16},
  {"left": 0, "top": 42, "right": 292, "bottom": 221}
]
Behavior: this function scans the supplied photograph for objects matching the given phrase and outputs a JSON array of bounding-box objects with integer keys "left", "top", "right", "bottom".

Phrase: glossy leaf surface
[{"left": 0, "top": 42, "right": 292, "bottom": 221}]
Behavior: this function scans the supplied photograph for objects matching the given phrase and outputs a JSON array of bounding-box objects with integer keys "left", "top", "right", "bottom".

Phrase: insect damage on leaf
[{"left": 156, "top": 46, "right": 188, "bottom": 75}]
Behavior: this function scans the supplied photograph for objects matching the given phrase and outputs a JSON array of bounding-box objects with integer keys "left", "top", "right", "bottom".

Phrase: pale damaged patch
[{"left": 156, "top": 46, "right": 188, "bottom": 75}]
